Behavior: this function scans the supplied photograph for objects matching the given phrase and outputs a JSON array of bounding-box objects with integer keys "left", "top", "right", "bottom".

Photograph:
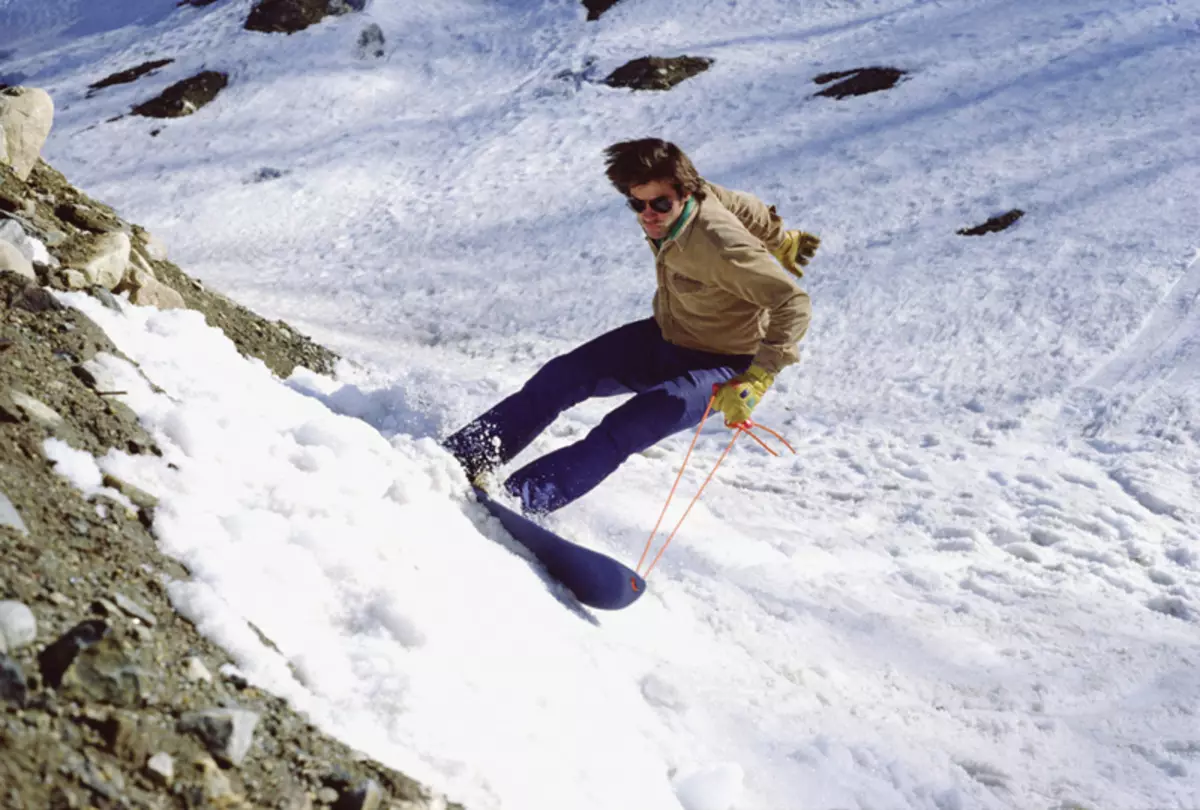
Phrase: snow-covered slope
[{"left": 4, "top": 0, "right": 1198, "bottom": 808}]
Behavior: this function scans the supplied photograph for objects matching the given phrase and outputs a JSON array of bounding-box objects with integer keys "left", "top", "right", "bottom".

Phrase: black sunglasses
[{"left": 627, "top": 195, "right": 674, "bottom": 214}]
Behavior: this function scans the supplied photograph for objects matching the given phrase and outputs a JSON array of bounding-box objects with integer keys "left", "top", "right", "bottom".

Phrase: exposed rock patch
[
  {"left": 583, "top": 0, "right": 624, "bottom": 21},
  {"left": 357, "top": 23, "right": 387, "bottom": 59},
  {"left": 87, "top": 59, "right": 175, "bottom": 96},
  {"left": 814, "top": 66, "right": 908, "bottom": 99},
  {"left": 958, "top": 209, "right": 1025, "bottom": 236},
  {"left": 131, "top": 70, "right": 229, "bottom": 118},
  {"left": 245, "top": 0, "right": 336, "bottom": 34},
  {"left": 605, "top": 55, "right": 714, "bottom": 91}
]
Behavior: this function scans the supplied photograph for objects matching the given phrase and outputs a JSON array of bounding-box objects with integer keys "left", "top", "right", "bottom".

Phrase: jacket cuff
[{"left": 750, "top": 343, "right": 796, "bottom": 376}]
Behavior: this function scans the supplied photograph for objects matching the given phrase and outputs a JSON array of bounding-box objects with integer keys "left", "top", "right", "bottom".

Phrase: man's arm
[
  {"left": 699, "top": 219, "right": 812, "bottom": 374},
  {"left": 704, "top": 181, "right": 787, "bottom": 253}
]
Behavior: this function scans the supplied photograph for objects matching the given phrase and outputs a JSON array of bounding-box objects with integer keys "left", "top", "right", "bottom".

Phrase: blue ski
[{"left": 473, "top": 487, "right": 646, "bottom": 610}]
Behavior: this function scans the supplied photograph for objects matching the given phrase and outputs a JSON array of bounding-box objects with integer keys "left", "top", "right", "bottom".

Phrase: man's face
[{"left": 627, "top": 180, "right": 687, "bottom": 241}]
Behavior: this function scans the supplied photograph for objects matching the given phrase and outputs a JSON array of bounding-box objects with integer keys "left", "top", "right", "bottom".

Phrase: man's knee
[
  {"left": 594, "top": 390, "right": 690, "bottom": 458},
  {"left": 522, "top": 351, "right": 597, "bottom": 404}
]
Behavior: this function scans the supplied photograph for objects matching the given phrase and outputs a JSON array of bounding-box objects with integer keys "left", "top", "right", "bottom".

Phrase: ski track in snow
[{"left": 4, "top": 0, "right": 1200, "bottom": 807}]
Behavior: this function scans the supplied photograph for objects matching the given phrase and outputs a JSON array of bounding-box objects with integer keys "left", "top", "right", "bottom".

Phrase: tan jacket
[{"left": 648, "top": 181, "right": 812, "bottom": 374}]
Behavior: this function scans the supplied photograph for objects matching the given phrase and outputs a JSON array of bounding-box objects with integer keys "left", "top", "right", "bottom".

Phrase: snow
[{"left": 4, "top": 0, "right": 1200, "bottom": 808}]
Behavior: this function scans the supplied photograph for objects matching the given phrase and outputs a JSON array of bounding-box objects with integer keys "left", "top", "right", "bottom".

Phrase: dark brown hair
[{"left": 603, "top": 138, "right": 707, "bottom": 200}]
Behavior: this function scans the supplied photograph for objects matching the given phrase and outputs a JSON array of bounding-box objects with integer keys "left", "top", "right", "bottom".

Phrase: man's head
[{"left": 603, "top": 138, "right": 706, "bottom": 240}]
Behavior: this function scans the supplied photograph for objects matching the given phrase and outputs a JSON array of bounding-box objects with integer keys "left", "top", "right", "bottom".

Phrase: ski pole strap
[
  {"left": 635, "top": 394, "right": 715, "bottom": 576},
  {"left": 634, "top": 397, "right": 796, "bottom": 585}
]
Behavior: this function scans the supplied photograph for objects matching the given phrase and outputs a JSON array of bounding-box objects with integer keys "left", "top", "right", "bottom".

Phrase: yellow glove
[
  {"left": 772, "top": 230, "right": 820, "bottom": 277},
  {"left": 713, "top": 364, "right": 775, "bottom": 427}
]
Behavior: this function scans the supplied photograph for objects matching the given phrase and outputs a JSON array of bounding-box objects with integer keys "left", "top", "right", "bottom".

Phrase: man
[{"left": 443, "top": 138, "right": 817, "bottom": 514}]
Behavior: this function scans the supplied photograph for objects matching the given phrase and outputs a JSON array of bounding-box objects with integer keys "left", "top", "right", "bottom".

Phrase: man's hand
[
  {"left": 713, "top": 365, "right": 775, "bottom": 427},
  {"left": 772, "top": 230, "right": 820, "bottom": 277}
]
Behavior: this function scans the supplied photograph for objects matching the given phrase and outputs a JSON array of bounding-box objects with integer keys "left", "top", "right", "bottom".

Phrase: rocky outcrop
[
  {"left": 813, "top": 67, "right": 908, "bottom": 99},
  {"left": 245, "top": 0, "right": 334, "bottom": 34},
  {"left": 243, "top": 0, "right": 368, "bottom": 34},
  {"left": 87, "top": 59, "right": 175, "bottom": 97},
  {"left": 583, "top": 0, "right": 624, "bottom": 21},
  {"left": 604, "top": 55, "right": 713, "bottom": 91},
  {"left": 0, "top": 86, "right": 54, "bottom": 181},
  {"left": 131, "top": 70, "right": 229, "bottom": 118},
  {"left": 958, "top": 209, "right": 1025, "bottom": 236},
  {"left": 1, "top": 86, "right": 449, "bottom": 810}
]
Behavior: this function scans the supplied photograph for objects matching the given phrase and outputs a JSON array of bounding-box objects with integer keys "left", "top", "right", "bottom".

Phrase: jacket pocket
[{"left": 669, "top": 272, "right": 706, "bottom": 294}]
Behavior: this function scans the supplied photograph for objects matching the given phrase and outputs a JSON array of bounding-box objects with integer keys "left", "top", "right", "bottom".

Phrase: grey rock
[
  {"left": 74, "top": 231, "right": 130, "bottom": 290},
  {"left": 125, "top": 245, "right": 158, "bottom": 285},
  {"left": 0, "top": 600, "right": 37, "bottom": 651},
  {"left": 179, "top": 708, "right": 261, "bottom": 767},
  {"left": 146, "top": 751, "right": 175, "bottom": 787},
  {"left": 112, "top": 592, "right": 156, "bottom": 626},
  {"left": 0, "top": 653, "right": 26, "bottom": 706},
  {"left": 60, "top": 632, "right": 148, "bottom": 707},
  {"left": 0, "top": 490, "right": 29, "bottom": 536},
  {"left": 102, "top": 474, "right": 159, "bottom": 510},
  {"left": 71, "top": 757, "right": 125, "bottom": 802},
  {"left": 90, "top": 285, "right": 121, "bottom": 310},
  {"left": 129, "top": 274, "right": 186, "bottom": 309},
  {"left": 62, "top": 268, "right": 89, "bottom": 289},
  {"left": 183, "top": 656, "right": 213, "bottom": 683},
  {"left": 91, "top": 596, "right": 122, "bottom": 618},
  {"left": 0, "top": 218, "right": 52, "bottom": 265},
  {"left": 0, "top": 238, "right": 34, "bottom": 280},
  {"left": 356, "top": 24, "right": 386, "bottom": 60},
  {"left": 186, "top": 755, "right": 240, "bottom": 804},
  {"left": 10, "top": 389, "right": 63, "bottom": 428},
  {"left": 0, "top": 86, "right": 54, "bottom": 181}
]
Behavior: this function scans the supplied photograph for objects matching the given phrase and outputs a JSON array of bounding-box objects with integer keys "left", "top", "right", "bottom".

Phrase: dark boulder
[
  {"left": 131, "top": 71, "right": 228, "bottom": 118},
  {"left": 605, "top": 56, "right": 713, "bottom": 92},
  {"left": 583, "top": 0, "right": 624, "bottom": 21},
  {"left": 245, "top": 0, "right": 332, "bottom": 34},
  {"left": 814, "top": 67, "right": 907, "bottom": 99},
  {"left": 958, "top": 209, "right": 1025, "bottom": 236},
  {"left": 87, "top": 59, "right": 174, "bottom": 96}
]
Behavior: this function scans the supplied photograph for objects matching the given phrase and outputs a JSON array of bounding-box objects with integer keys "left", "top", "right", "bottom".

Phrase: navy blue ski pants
[{"left": 443, "top": 318, "right": 753, "bottom": 514}]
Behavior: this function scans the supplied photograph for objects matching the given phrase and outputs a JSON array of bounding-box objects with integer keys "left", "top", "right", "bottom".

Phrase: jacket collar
[{"left": 647, "top": 196, "right": 697, "bottom": 253}]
